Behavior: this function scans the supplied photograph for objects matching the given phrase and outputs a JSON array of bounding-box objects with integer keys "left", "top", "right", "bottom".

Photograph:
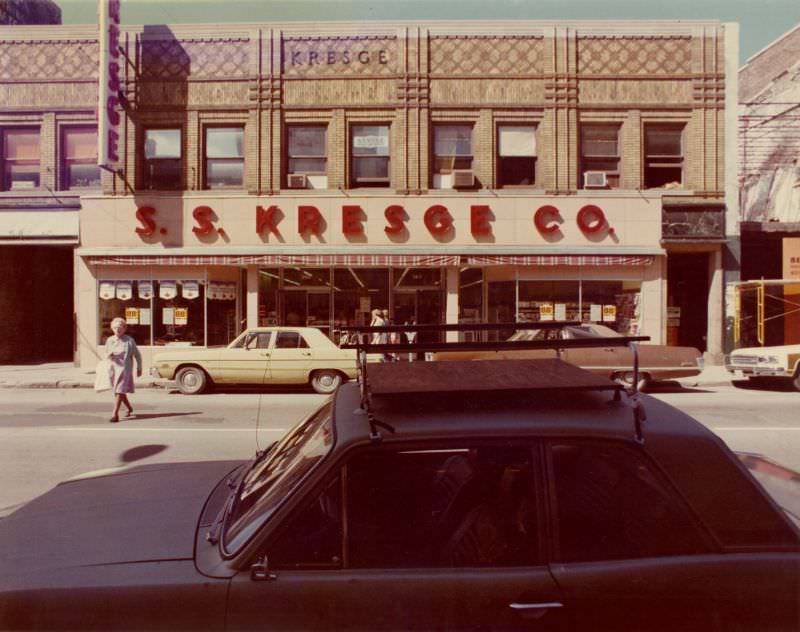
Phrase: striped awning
[
  {"left": 464, "top": 255, "right": 655, "bottom": 266},
  {"left": 87, "top": 254, "right": 460, "bottom": 267}
]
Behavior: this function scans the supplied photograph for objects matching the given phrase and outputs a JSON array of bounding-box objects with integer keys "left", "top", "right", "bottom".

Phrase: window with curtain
[
  {"left": 206, "top": 127, "right": 244, "bottom": 188},
  {"left": 143, "top": 128, "right": 182, "bottom": 190},
  {"left": 2, "top": 128, "right": 40, "bottom": 191},
  {"left": 580, "top": 125, "right": 620, "bottom": 188},
  {"left": 644, "top": 125, "right": 684, "bottom": 188},
  {"left": 497, "top": 125, "right": 536, "bottom": 186},
  {"left": 432, "top": 125, "right": 473, "bottom": 188},
  {"left": 351, "top": 125, "right": 389, "bottom": 186},
  {"left": 62, "top": 127, "right": 100, "bottom": 190}
]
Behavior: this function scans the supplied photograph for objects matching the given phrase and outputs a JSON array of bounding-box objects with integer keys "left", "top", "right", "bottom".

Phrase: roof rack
[{"left": 339, "top": 321, "right": 650, "bottom": 444}]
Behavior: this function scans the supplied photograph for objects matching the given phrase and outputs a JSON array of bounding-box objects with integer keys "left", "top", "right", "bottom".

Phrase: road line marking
[{"left": 52, "top": 427, "right": 289, "bottom": 432}]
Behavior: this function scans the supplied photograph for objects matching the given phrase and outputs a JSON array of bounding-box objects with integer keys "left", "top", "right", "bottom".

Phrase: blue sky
[{"left": 58, "top": 0, "right": 800, "bottom": 64}]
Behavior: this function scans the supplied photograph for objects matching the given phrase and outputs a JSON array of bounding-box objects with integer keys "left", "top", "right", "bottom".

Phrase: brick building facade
[{"left": 0, "top": 20, "right": 738, "bottom": 367}]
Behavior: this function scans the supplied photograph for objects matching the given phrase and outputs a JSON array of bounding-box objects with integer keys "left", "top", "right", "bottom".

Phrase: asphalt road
[{"left": 0, "top": 381, "right": 798, "bottom": 517}]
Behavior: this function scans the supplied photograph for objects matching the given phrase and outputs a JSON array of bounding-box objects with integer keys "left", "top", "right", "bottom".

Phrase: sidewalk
[
  {"left": 0, "top": 361, "right": 732, "bottom": 390},
  {"left": 0, "top": 362, "right": 162, "bottom": 390}
]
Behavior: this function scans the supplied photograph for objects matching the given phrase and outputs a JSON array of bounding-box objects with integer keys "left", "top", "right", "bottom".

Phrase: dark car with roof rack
[{"left": 0, "top": 324, "right": 798, "bottom": 631}]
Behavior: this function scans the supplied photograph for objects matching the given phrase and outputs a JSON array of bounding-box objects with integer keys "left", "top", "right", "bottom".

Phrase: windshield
[{"left": 222, "top": 401, "right": 334, "bottom": 553}]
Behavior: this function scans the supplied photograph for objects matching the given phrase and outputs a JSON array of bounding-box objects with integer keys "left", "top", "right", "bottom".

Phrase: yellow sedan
[{"left": 150, "top": 327, "right": 365, "bottom": 394}]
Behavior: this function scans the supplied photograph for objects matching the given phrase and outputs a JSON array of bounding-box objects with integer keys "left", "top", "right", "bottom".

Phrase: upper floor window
[
  {"left": 497, "top": 125, "right": 536, "bottom": 187},
  {"left": 433, "top": 125, "right": 473, "bottom": 189},
  {"left": 287, "top": 125, "right": 327, "bottom": 189},
  {"left": 644, "top": 125, "right": 684, "bottom": 189},
  {"left": 2, "top": 128, "right": 40, "bottom": 191},
  {"left": 351, "top": 125, "right": 389, "bottom": 187},
  {"left": 580, "top": 125, "right": 620, "bottom": 189},
  {"left": 144, "top": 128, "right": 181, "bottom": 190},
  {"left": 205, "top": 126, "right": 244, "bottom": 188},
  {"left": 62, "top": 127, "right": 100, "bottom": 190}
]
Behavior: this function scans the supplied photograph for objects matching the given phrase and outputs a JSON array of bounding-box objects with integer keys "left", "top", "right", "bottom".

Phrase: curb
[{"left": 0, "top": 381, "right": 164, "bottom": 390}]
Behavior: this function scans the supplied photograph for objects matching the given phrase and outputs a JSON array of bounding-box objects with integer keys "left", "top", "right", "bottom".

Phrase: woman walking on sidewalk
[{"left": 106, "top": 317, "right": 142, "bottom": 423}]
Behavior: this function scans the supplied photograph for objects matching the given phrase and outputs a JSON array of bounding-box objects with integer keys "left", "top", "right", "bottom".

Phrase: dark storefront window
[
  {"left": 497, "top": 125, "right": 537, "bottom": 187},
  {"left": 98, "top": 281, "right": 153, "bottom": 346},
  {"left": 143, "top": 128, "right": 182, "bottom": 190},
  {"left": 644, "top": 125, "right": 684, "bottom": 189}
]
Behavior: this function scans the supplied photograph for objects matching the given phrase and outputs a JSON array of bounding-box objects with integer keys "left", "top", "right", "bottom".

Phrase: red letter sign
[
  {"left": 577, "top": 204, "right": 607, "bottom": 234},
  {"left": 256, "top": 205, "right": 281, "bottom": 236},
  {"left": 534, "top": 205, "right": 562, "bottom": 235},
  {"left": 135, "top": 206, "right": 156, "bottom": 236},
  {"left": 470, "top": 205, "right": 492, "bottom": 236},
  {"left": 298, "top": 205, "right": 322, "bottom": 235},
  {"left": 424, "top": 205, "right": 453, "bottom": 236},
  {"left": 192, "top": 205, "right": 215, "bottom": 236},
  {"left": 384, "top": 205, "right": 406, "bottom": 235},
  {"left": 342, "top": 205, "right": 365, "bottom": 235}
]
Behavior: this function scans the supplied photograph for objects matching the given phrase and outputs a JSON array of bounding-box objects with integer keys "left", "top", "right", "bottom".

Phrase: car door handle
[
  {"left": 509, "top": 602, "right": 564, "bottom": 610},
  {"left": 260, "top": 352, "right": 270, "bottom": 357},
  {"left": 301, "top": 351, "right": 311, "bottom": 357}
]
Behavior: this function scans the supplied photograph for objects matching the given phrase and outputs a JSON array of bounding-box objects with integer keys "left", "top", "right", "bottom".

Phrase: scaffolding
[{"left": 734, "top": 279, "right": 800, "bottom": 347}]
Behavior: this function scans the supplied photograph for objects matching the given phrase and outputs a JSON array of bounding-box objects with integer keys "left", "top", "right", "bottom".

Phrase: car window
[
  {"left": 275, "top": 331, "right": 310, "bottom": 349},
  {"left": 345, "top": 445, "right": 539, "bottom": 568},
  {"left": 550, "top": 441, "right": 708, "bottom": 562},
  {"left": 223, "top": 401, "right": 334, "bottom": 553},
  {"left": 270, "top": 474, "right": 343, "bottom": 570},
  {"left": 246, "top": 333, "right": 273, "bottom": 349}
]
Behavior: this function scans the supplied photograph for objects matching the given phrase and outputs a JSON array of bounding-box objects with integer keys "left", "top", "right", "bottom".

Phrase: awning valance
[
  {"left": 464, "top": 255, "right": 655, "bottom": 266},
  {"left": 86, "top": 254, "right": 461, "bottom": 267}
]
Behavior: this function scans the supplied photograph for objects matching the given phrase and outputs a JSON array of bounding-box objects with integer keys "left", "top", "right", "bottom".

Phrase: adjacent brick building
[{"left": 0, "top": 20, "right": 739, "bottom": 367}]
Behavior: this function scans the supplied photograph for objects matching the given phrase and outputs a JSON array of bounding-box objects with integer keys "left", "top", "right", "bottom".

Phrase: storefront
[{"left": 75, "top": 192, "right": 666, "bottom": 368}]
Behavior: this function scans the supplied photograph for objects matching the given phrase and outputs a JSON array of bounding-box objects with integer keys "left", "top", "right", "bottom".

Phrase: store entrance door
[
  {"left": 282, "top": 291, "right": 332, "bottom": 339},
  {"left": 667, "top": 253, "right": 709, "bottom": 351}
]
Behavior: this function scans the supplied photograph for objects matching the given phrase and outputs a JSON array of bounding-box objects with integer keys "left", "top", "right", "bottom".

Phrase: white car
[
  {"left": 726, "top": 344, "right": 800, "bottom": 391},
  {"left": 151, "top": 327, "right": 370, "bottom": 395}
]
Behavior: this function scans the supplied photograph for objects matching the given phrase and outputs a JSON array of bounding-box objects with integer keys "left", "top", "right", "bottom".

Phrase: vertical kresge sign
[{"left": 98, "top": 0, "right": 122, "bottom": 170}]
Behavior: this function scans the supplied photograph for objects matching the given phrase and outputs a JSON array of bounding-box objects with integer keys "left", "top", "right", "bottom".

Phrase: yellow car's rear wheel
[{"left": 310, "top": 370, "right": 343, "bottom": 394}]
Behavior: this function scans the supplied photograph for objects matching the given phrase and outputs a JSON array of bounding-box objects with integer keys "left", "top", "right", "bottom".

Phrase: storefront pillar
[
  {"left": 445, "top": 266, "right": 459, "bottom": 342},
  {"left": 707, "top": 247, "right": 724, "bottom": 362},
  {"left": 246, "top": 265, "right": 259, "bottom": 329}
]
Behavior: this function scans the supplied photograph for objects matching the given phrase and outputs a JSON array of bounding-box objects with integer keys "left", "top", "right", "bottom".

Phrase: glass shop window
[
  {"left": 581, "top": 281, "right": 641, "bottom": 334},
  {"left": 62, "top": 127, "right": 100, "bottom": 190},
  {"left": 206, "top": 127, "right": 244, "bottom": 188},
  {"left": 351, "top": 125, "right": 389, "bottom": 187},
  {"left": 207, "top": 281, "right": 239, "bottom": 346},
  {"left": 97, "top": 281, "right": 153, "bottom": 346},
  {"left": 2, "top": 128, "right": 40, "bottom": 191},
  {"left": 154, "top": 280, "right": 205, "bottom": 346},
  {"left": 432, "top": 124, "right": 473, "bottom": 189},
  {"left": 258, "top": 268, "right": 281, "bottom": 327},
  {"left": 497, "top": 125, "right": 536, "bottom": 187},
  {"left": 143, "top": 128, "right": 182, "bottom": 190},
  {"left": 644, "top": 125, "right": 684, "bottom": 189}
]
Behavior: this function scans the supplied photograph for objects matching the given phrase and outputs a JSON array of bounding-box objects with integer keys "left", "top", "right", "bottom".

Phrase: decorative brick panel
[
  {"left": 430, "top": 36, "right": 545, "bottom": 75},
  {"left": 140, "top": 38, "right": 251, "bottom": 79},
  {"left": 0, "top": 40, "right": 98, "bottom": 80},
  {"left": 578, "top": 36, "right": 692, "bottom": 75}
]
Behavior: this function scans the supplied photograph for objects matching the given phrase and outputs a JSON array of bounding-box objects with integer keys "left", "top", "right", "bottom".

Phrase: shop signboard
[
  {"left": 99, "top": 281, "right": 115, "bottom": 300},
  {"left": 124, "top": 307, "right": 139, "bottom": 325},
  {"left": 602, "top": 305, "right": 617, "bottom": 322},
  {"left": 175, "top": 308, "right": 188, "bottom": 326},
  {"left": 138, "top": 281, "right": 153, "bottom": 300},
  {"left": 554, "top": 303, "right": 567, "bottom": 321},
  {"left": 159, "top": 281, "right": 177, "bottom": 300},
  {"left": 182, "top": 281, "right": 200, "bottom": 300},
  {"left": 139, "top": 308, "right": 151, "bottom": 326},
  {"left": 783, "top": 238, "right": 800, "bottom": 280},
  {"left": 539, "top": 303, "right": 554, "bottom": 321},
  {"left": 98, "top": 0, "right": 122, "bottom": 169},
  {"left": 590, "top": 304, "right": 602, "bottom": 322},
  {"left": 115, "top": 281, "right": 132, "bottom": 301}
]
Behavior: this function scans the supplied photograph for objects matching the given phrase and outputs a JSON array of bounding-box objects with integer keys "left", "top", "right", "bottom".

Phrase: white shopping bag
[{"left": 94, "top": 359, "right": 113, "bottom": 392}]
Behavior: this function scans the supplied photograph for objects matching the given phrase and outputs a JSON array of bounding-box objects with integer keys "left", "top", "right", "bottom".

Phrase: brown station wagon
[
  {"left": 435, "top": 323, "right": 704, "bottom": 390},
  {"left": 0, "top": 356, "right": 797, "bottom": 630}
]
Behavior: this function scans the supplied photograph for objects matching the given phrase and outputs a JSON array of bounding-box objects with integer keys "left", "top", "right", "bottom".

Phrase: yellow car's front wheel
[{"left": 175, "top": 366, "right": 208, "bottom": 395}]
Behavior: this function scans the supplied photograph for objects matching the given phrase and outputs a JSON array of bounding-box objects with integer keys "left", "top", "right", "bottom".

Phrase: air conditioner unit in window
[
  {"left": 287, "top": 174, "right": 308, "bottom": 189},
  {"left": 584, "top": 171, "right": 608, "bottom": 188},
  {"left": 452, "top": 169, "right": 475, "bottom": 188}
]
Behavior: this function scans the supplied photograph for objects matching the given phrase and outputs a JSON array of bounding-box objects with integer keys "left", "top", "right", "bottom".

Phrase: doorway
[
  {"left": 667, "top": 253, "right": 709, "bottom": 351},
  {"left": 393, "top": 289, "right": 444, "bottom": 342},
  {"left": 282, "top": 290, "right": 332, "bottom": 338}
]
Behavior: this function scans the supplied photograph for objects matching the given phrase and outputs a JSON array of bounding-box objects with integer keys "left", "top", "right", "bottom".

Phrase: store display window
[
  {"left": 153, "top": 281, "right": 205, "bottom": 345},
  {"left": 98, "top": 281, "right": 153, "bottom": 346}
]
